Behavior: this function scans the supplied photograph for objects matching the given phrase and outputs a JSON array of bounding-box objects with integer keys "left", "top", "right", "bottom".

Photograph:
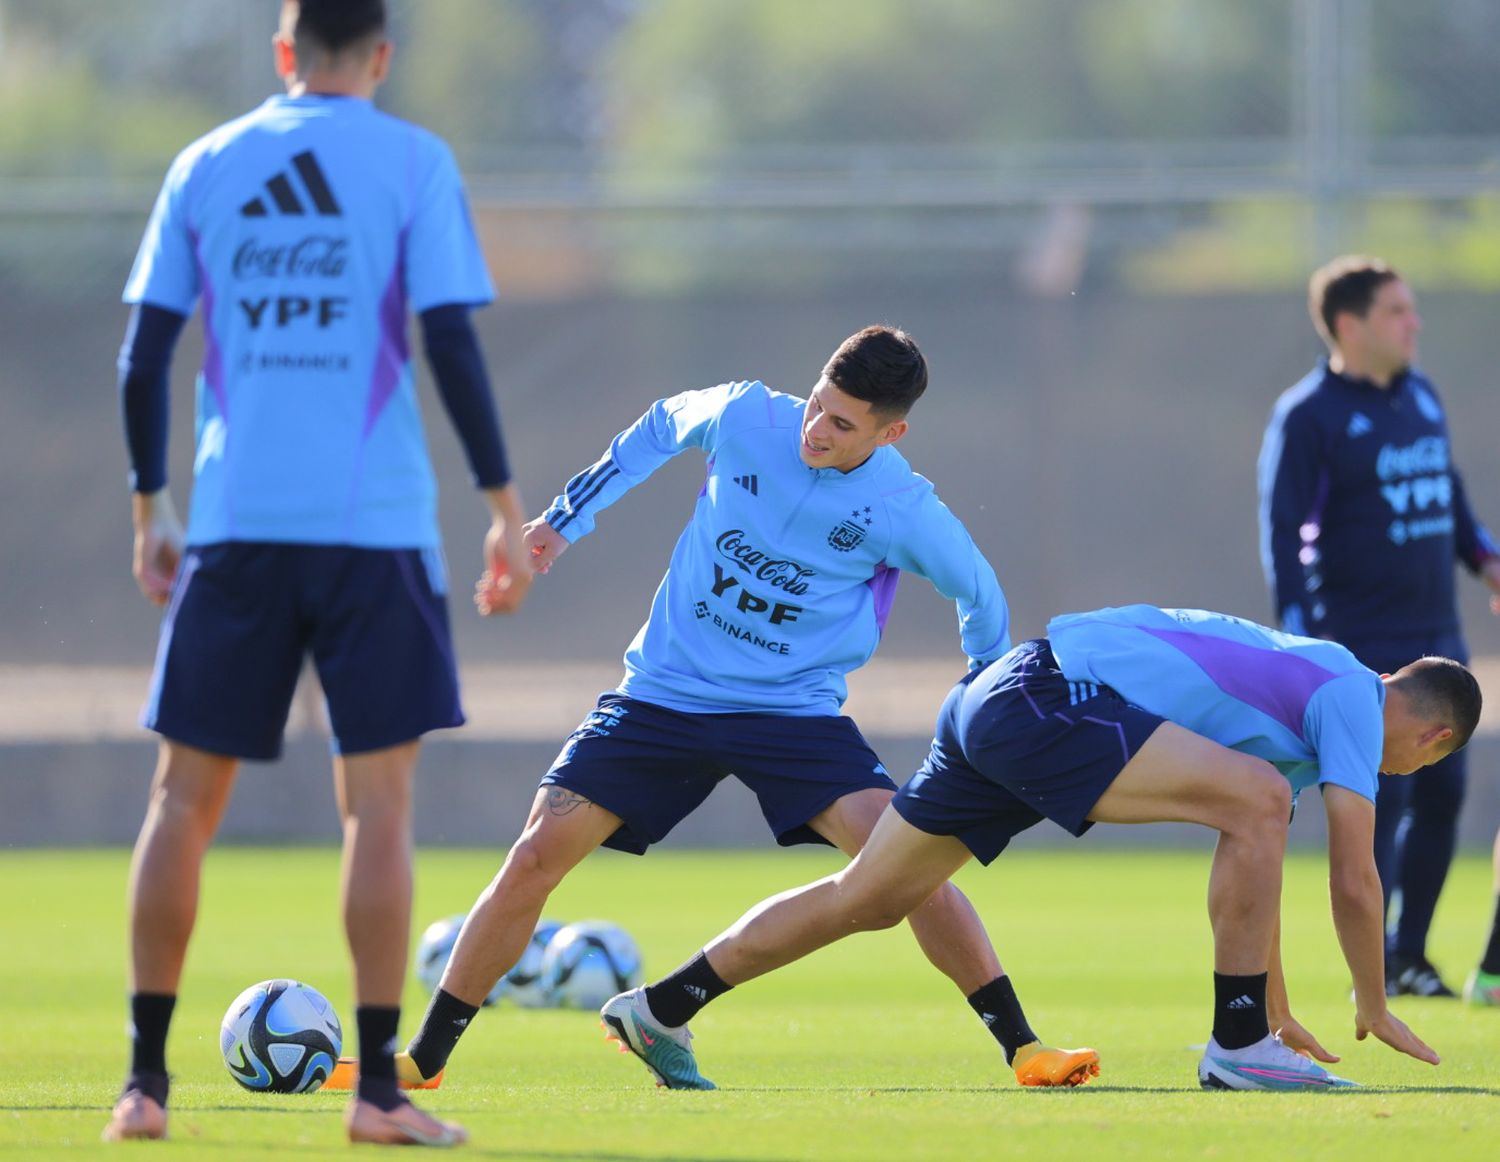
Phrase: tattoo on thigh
[{"left": 546, "top": 788, "right": 591, "bottom": 816}]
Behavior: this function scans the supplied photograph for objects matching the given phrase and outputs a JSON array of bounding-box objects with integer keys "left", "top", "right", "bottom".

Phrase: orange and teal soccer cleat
[
  {"left": 600, "top": 988, "right": 716, "bottom": 1090},
  {"left": 1012, "top": 1042, "right": 1100, "bottom": 1087},
  {"left": 1464, "top": 968, "right": 1500, "bottom": 1007},
  {"left": 322, "top": 1051, "right": 443, "bottom": 1092}
]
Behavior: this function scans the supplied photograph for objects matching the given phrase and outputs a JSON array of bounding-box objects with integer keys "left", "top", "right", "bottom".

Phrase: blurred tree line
[
  {"left": 2, "top": 0, "right": 1499, "bottom": 291},
  {"left": 4, "top": 0, "right": 1498, "bottom": 177}
]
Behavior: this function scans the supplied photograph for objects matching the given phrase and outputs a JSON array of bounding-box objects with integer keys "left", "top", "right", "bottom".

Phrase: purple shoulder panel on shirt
[
  {"left": 1140, "top": 625, "right": 1338, "bottom": 740},
  {"left": 867, "top": 561, "right": 902, "bottom": 634}
]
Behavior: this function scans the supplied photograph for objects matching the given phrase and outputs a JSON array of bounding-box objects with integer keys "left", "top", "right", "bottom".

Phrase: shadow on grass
[{"left": 711, "top": 1083, "right": 1500, "bottom": 1097}]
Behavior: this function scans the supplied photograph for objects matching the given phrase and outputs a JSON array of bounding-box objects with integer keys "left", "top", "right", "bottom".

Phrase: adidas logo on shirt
[
  {"left": 1346, "top": 412, "right": 1373, "bottom": 438},
  {"left": 240, "top": 150, "right": 342, "bottom": 218},
  {"left": 733, "top": 474, "right": 759, "bottom": 495},
  {"left": 1226, "top": 994, "right": 1258, "bottom": 1010}
]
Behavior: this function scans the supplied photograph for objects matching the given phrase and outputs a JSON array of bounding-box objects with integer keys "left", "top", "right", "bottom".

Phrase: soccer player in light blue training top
[
  {"left": 341, "top": 325, "right": 1100, "bottom": 1094},
  {"left": 620, "top": 605, "right": 1480, "bottom": 1091},
  {"left": 105, "top": 0, "right": 528, "bottom": 1147}
]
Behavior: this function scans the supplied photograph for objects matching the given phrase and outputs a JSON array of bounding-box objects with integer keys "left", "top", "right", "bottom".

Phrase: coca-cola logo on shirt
[
  {"left": 714, "top": 530, "right": 815, "bottom": 596},
  {"left": 233, "top": 235, "right": 349, "bottom": 280}
]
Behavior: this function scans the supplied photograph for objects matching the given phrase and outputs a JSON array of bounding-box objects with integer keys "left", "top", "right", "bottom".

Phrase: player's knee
[
  {"left": 839, "top": 885, "right": 913, "bottom": 932},
  {"left": 1238, "top": 761, "right": 1292, "bottom": 835},
  {"left": 496, "top": 833, "right": 567, "bottom": 897}
]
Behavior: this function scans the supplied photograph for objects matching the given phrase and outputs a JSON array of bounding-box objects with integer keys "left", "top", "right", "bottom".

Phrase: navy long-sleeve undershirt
[
  {"left": 419, "top": 304, "right": 511, "bottom": 490},
  {"left": 117, "top": 303, "right": 187, "bottom": 494}
]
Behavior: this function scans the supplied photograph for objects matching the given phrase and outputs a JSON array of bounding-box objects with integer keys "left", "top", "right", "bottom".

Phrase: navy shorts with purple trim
[
  {"left": 540, "top": 694, "right": 898, "bottom": 855},
  {"left": 892, "top": 639, "right": 1164, "bottom": 864},
  {"left": 144, "top": 542, "right": 463, "bottom": 760}
]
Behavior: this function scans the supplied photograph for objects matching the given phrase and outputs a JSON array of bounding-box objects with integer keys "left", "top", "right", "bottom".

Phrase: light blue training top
[
  {"left": 123, "top": 94, "right": 494, "bottom": 548},
  {"left": 1048, "top": 605, "right": 1386, "bottom": 802},
  {"left": 543, "top": 380, "right": 1011, "bottom": 715}
]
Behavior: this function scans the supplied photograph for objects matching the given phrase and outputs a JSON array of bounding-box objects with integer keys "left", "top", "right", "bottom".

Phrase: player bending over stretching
[{"left": 605, "top": 605, "right": 1479, "bottom": 1091}]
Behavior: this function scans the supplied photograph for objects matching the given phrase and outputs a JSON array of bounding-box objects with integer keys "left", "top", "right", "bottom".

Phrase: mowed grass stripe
[{"left": 2, "top": 847, "right": 1497, "bottom": 1159}]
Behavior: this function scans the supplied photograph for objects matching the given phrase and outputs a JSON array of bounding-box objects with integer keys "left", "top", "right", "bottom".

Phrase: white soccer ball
[
  {"left": 219, "top": 979, "right": 342, "bottom": 1093},
  {"left": 414, "top": 914, "right": 507, "bottom": 1007},
  {"left": 505, "top": 918, "right": 566, "bottom": 1008},
  {"left": 538, "top": 920, "right": 643, "bottom": 1010}
]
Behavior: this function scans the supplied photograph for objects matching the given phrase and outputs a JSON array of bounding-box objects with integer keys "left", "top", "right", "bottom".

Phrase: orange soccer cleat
[
  {"left": 323, "top": 1051, "right": 443, "bottom": 1092},
  {"left": 1012, "top": 1042, "right": 1101, "bottom": 1087}
]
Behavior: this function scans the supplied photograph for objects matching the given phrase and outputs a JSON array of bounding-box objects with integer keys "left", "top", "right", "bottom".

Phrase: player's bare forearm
[
  {"left": 1266, "top": 917, "right": 1338, "bottom": 1062},
  {"left": 474, "top": 483, "right": 533, "bottom": 616},
  {"left": 130, "top": 489, "right": 183, "bottom": 607},
  {"left": 1324, "top": 797, "right": 1437, "bottom": 1062},
  {"left": 1323, "top": 787, "right": 1388, "bottom": 1020}
]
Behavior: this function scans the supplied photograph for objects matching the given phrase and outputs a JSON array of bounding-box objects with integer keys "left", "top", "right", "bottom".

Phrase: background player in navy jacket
[
  {"left": 106, "top": 0, "right": 528, "bottom": 1145},
  {"left": 1258, "top": 255, "right": 1500, "bottom": 997}
]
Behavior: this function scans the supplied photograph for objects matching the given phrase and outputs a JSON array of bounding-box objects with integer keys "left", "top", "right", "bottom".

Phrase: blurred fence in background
[{"left": 1, "top": 0, "right": 1498, "bottom": 845}]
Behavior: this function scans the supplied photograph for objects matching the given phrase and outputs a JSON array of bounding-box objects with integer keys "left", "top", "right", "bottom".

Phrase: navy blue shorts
[
  {"left": 143, "top": 543, "right": 463, "bottom": 760},
  {"left": 892, "top": 639, "right": 1164, "bottom": 864},
  {"left": 540, "top": 695, "right": 898, "bottom": 855}
]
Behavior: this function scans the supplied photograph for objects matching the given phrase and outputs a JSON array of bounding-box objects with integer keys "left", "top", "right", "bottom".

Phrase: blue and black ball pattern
[{"left": 221, "top": 978, "right": 342, "bottom": 1094}]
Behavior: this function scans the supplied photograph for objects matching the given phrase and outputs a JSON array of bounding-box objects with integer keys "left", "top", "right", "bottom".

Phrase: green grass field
[{"left": 4, "top": 845, "right": 1498, "bottom": 1159}]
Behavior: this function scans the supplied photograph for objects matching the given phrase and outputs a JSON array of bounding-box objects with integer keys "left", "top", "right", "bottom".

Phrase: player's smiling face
[{"left": 799, "top": 378, "right": 908, "bottom": 473}]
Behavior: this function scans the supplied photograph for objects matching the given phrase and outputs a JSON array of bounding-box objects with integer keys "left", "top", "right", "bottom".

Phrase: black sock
[
  {"left": 406, "top": 988, "right": 480, "bottom": 1081},
  {"left": 121, "top": 1070, "right": 170, "bottom": 1107},
  {"left": 128, "top": 993, "right": 176, "bottom": 1078},
  {"left": 1212, "top": 972, "right": 1270, "bottom": 1050},
  {"left": 966, "top": 976, "right": 1037, "bottom": 1065},
  {"left": 1481, "top": 894, "right": 1500, "bottom": 975},
  {"left": 355, "top": 1005, "right": 403, "bottom": 1111},
  {"left": 643, "top": 952, "right": 732, "bottom": 1028}
]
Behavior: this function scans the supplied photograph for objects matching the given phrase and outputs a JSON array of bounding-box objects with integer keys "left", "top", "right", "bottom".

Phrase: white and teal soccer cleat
[
  {"left": 1463, "top": 968, "right": 1500, "bottom": 1007},
  {"left": 600, "top": 988, "right": 716, "bottom": 1090},
  {"left": 1198, "top": 1033, "right": 1359, "bottom": 1091}
]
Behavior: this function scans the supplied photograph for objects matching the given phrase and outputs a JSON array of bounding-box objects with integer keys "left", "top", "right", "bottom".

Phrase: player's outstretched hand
[
  {"left": 475, "top": 514, "right": 534, "bottom": 616},
  {"left": 522, "top": 517, "right": 569, "bottom": 576},
  {"left": 1274, "top": 1017, "right": 1339, "bottom": 1063},
  {"left": 1356, "top": 1009, "right": 1440, "bottom": 1065},
  {"left": 131, "top": 490, "right": 184, "bottom": 607}
]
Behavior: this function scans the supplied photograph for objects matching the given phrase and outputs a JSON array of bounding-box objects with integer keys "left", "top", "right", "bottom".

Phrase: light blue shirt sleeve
[
  {"left": 1302, "top": 671, "right": 1385, "bottom": 802},
  {"left": 884, "top": 488, "right": 1010, "bottom": 666},
  {"left": 404, "top": 138, "right": 494, "bottom": 313},
  {"left": 123, "top": 150, "right": 200, "bottom": 313},
  {"left": 544, "top": 382, "right": 740, "bottom": 542}
]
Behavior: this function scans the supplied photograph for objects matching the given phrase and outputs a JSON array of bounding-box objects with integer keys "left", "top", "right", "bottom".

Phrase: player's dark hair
[
  {"left": 1308, "top": 255, "right": 1400, "bottom": 349},
  {"left": 821, "top": 326, "right": 928, "bottom": 419},
  {"left": 291, "top": 0, "right": 386, "bottom": 59},
  {"left": 1392, "top": 656, "right": 1483, "bottom": 753}
]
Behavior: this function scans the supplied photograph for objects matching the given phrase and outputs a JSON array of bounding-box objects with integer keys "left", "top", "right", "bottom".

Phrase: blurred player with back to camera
[
  {"left": 612, "top": 605, "right": 1479, "bottom": 1091},
  {"left": 1258, "top": 256, "right": 1500, "bottom": 997},
  {"left": 325, "top": 323, "right": 1100, "bottom": 1095},
  {"left": 104, "top": 0, "right": 529, "bottom": 1146}
]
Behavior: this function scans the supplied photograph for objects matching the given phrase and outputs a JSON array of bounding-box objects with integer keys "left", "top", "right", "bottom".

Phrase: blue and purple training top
[
  {"left": 542, "top": 380, "right": 1009, "bottom": 716},
  {"left": 1047, "top": 605, "right": 1385, "bottom": 802},
  {"left": 123, "top": 94, "right": 493, "bottom": 548}
]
